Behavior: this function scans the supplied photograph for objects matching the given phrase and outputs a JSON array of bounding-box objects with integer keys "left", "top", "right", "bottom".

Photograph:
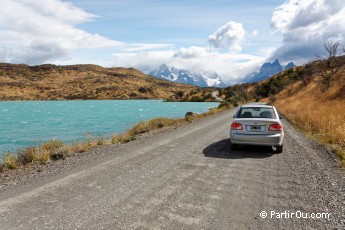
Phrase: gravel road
[{"left": 0, "top": 109, "right": 344, "bottom": 229}]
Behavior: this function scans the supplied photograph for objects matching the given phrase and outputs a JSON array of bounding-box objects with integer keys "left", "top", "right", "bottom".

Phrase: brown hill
[{"left": 0, "top": 63, "right": 196, "bottom": 100}]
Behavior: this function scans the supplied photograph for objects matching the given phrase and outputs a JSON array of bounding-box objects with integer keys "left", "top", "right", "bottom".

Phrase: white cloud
[
  {"left": 112, "top": 47, "right": 264, "bottom": 84},
  {"left": 112, "top": 50, "right": 174, "bottom": 74},
  {"left": 208, "top": 21, "right": 246, "bottom": 52},
  {"left": 116, "top": 0, "right": 345, "bottom": 84},
  {"left": 173, "top": 46, "right": 207, "bottom": 59},
  {"left": 9, "top": 1, "right": 337, "bottom": 83},
  {"left": 123, "top": 43, "right": 175, "bottom": 52},
  {"left": 0, "top": 0, "right": 122, "bottom": 64},
  {"left": 270, "top": 0, "right": 345, "bottom": 64},
  {"left": 111, "top": 21, "right": 265, "bottom": 84}
]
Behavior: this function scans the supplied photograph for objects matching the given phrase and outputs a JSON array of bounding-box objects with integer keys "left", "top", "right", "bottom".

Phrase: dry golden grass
[
  {"left": 275, "top": 97, "right": 345, "bottom": 145},
  {"left": 16, "top": 147, "right": 38, "bottom": 165},
  {"left": 0, "top": 64, "right": 196, "bottom": 100},
  {"left": 147, "top": 117, "right": 184, "bottom": 129},
  {"left": 274, "top": 69, "right": 345, "bottom": 166},
  {"left": 70, "top": 141, "right": 94, "bottom": 153},
  {"left": 40, "top": 140, "right": 65, "bottom": 153},
  {"left": 112, "top": 132, "right": 136, "bottom": 144},
  {"left": 39, "top": 151, "right": 50, "bottom": 165},
  {"left": 3, "top": 153, "right": 17, "bottom": 170},
  {"left": 111, "top": 117, "right": 185, "bottom": 143}
]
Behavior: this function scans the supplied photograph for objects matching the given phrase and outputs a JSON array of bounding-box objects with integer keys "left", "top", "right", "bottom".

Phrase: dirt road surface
[{"left": 0, "top": 109, "right": 344, "bottom": 229}]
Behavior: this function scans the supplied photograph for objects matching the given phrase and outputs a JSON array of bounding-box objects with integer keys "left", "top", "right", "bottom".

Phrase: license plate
[{"left": 249, "top": 125, "right": 262, "bottom": 131}]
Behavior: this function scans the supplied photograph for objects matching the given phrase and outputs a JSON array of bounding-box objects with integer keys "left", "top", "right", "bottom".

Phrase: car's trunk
[{"left": 233, "top": 118, "right": 281, "bottom": 135}]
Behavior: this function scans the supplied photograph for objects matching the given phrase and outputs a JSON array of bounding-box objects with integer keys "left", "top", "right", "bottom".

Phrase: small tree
[
  {"left": 175, "top": 90, "right": 184, "bottom": 99},
  {"left": 316, "top": 41, "right": 344, "bottom": 89}
]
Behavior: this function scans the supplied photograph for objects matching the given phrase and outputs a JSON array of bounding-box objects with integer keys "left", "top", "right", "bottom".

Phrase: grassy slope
[
  {"left": 0, "top": 64, "right": 196, "bottom": 100},
  {"left": 273, "top": 66, "right": 345, "bottom": 165},
  {"left": 215, "top": 59, "right": 345, "bottom": 166}
]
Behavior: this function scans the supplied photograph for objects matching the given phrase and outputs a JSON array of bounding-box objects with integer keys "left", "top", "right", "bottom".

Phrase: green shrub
[
  {"left": 148, "top": 118, "right": 177, "bottom": 129},
  {"left": 175, "top": 90, "right": 184, "bottom": 99},
  {"left": 71, "top": 141, "right": 91, "bottom": 153},
  {"left": 218, "top": 100, "right": 231, "bottom": 109},
  {"left": 286, "top": 68, "right": 294, "bottom": 74},
  {"left": 39, "top": 152, "right": 50, "bottom": 164},
  {"left": 129, "top": 121, "right": 149, "bottom": 135},
  {"left": 190, "top": 95, "right": 203, "bottom": 102},
  {"left": 41, "top": 140, "right": 65, "bottom": 153},
  {"left": 185, "top": 115, "right": 194, "bottom": 123},
  {"left": 268, "top": 95, "right": 277, "bottom": 104},
  {"left": 17, "top": 147, "right": 38, "bottom": 165},
  {"left": 3, "top": 152, "right": 17, "bottom": 170},
  {"left": 96, "top": 135, "right": 107, "bottom": 146},
  {"left": 112, "top": 132, "right": 136, "bottom": 144},
  {"left": 50, "top": 146, "right": 69, "bottom": 161}
]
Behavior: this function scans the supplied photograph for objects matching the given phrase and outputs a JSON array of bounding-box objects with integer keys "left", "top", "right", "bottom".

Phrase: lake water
[{"left": 0, "top": 100, "right": 218, "bottom": 153}]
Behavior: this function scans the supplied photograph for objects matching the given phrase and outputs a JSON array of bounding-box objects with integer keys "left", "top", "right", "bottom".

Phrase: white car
[{"left": 230, "top": 104, "right": 284, "bottom": 153}]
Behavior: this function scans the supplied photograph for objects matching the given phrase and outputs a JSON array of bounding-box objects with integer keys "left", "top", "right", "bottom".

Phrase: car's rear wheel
[
  {"left": 230, "top": 140, "right": 237, "bottom": 150},
  {"left": 275, "top": 144, "right": 283, "bottom": 153}
]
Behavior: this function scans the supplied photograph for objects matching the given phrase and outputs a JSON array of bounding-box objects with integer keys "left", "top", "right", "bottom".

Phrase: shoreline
[
  {"left": 0, "top": 100, "right": 220, "bottom": 154},
  {"left": 0, "top": 105, "right": 230, "bottom": 185}
]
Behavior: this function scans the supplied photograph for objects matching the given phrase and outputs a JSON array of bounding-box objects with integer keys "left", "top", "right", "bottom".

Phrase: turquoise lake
[{"left": 0, "top": 100, "right": 218, "bottom": 154}]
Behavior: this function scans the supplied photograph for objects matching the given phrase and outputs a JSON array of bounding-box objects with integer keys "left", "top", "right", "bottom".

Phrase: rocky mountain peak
[
  {"left": 243, "top": 59, "right": 295, "bottom": 83},
  {"left": 149, "top": 65, "right": 227, "bottom": 87}
]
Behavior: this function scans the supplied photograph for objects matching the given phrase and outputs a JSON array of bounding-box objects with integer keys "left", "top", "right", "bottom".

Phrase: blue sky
[
  {"left": 70, "top": 0, "right": 279, "bottom": 47},
  {"left": 1, "top": 0, "right": 345, "bottom": 83}
]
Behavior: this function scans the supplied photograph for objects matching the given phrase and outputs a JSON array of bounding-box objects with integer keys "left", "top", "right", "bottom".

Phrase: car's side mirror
[
  {"left": 233, "top": 115, "right": 235, "bottom": 118},
  {"left": 279, "top": 116, "right": 283, "bottom": 119}
]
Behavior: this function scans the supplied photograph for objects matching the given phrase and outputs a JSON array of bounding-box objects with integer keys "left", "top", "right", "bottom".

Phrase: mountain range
[
  {"left": 149, "top": 60, "right": 295, "bottom": 87},
  {"left": 149, "top": 64, "right": 227, "bottom": 88},
  {"left": 243, "top": 59, "right": 296, "bottom": 83}
]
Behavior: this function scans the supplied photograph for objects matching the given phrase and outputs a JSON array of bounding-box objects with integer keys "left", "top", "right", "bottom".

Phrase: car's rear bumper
[{"left": 230, "top": 131, "right": 284, "bottom": 146}]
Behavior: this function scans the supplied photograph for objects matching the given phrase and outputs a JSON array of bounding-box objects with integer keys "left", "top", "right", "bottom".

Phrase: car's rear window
[{"left": 236, "top": 107, "right": 276, "bottom": 119}]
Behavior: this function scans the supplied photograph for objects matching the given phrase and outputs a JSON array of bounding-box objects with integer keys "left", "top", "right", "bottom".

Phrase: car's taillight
[
  {"left": 231, "top": 122, "right": 243, "bottom": 130},
  {"left": 268, "top": 123, "right": 283, "bottom": 131}
]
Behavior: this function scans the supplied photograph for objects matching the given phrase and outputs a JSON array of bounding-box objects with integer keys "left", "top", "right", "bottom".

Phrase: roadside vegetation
[
  {"left": 167, "top": 88, "right": 218, "bottom": 102},
  {"left": 272, "top": 42, "right": 345, "bottom": 166},
  {"left": 0, "top": 106, "right": 229, "bottom": 174},
  {"left": 273, "top": 56, "right": 345, "bottom": 165},
  {"left": 211, "top": 41, "right": 345, "bottom": 166},
  {"left": 274, "top": 90, "right": 345, "bottom": 166}
]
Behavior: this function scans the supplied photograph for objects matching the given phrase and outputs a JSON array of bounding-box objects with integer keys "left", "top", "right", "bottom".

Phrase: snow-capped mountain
[
  {"left": 243, "top": 59, "right": 296, "bottom": 83},
  {"left": 149, "top": 64, "right": 227, "bottom": 87}
]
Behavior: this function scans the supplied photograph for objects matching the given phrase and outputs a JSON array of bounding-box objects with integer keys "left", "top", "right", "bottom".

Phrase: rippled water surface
[{"left": 0, "top": 100, "right": 218, "bottom": 153}]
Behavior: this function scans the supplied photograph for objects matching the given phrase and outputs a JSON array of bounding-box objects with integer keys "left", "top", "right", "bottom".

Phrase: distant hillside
[
  {"left": 0, "top": 64, "right": 196, "bottom": 100},
  {"left": 149, "top": 64, "right": 227, "bottom": 87}
]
